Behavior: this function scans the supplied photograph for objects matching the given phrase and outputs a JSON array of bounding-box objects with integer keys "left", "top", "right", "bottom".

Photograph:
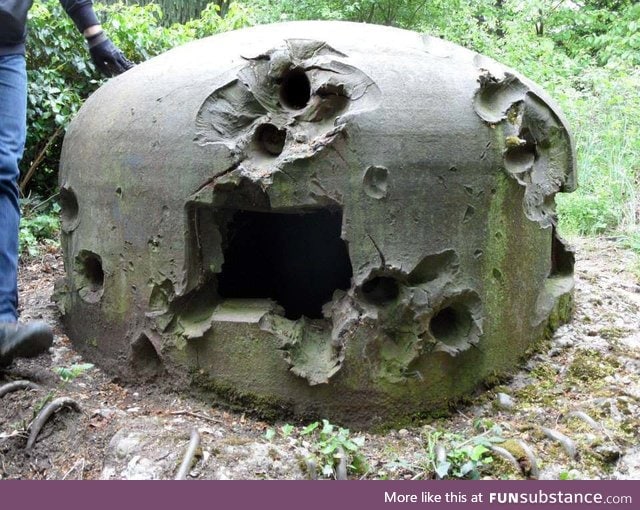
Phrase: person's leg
[
  {"left": 0, "top": 54, "right": 26, "bottom": 324},
  {"left": 0, "top": 54, "right": 52, "bottom": 366}
]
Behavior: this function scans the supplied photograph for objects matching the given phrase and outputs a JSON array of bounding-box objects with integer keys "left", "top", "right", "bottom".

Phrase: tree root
[
  {"left": 515, "top": 439, "right": 540, "bottom": 479},
  {"left": 489, "top": 444, "right": 524, "bottom": 476},
  {"left": 566, "top": 410, "right": 602, "bottom": 431},
  {"left": 0, "top": 380, "right": 40, "bottom": 398},
  {"left": 26, "top": 397, "right": 81, "bottom": 450},
  {"left": 175, "top": 428, "right": 201, "bottom": 480},
  {"left": 541, "top": 426, "right": 578, "bottom": 460},
  {"left": 335, "top": 446, "right": 348, "bottom": 480}
]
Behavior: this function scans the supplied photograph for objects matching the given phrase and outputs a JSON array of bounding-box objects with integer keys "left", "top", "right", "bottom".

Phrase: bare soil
[{"left": 1, "top": 237, "right": 639, "bottom": 480}]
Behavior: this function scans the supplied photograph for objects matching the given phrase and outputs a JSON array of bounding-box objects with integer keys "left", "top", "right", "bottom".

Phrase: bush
[
  {"left": 19, "top": 197, "right": 61, "bottom": 257},
  {"left": 22, "top": 0, "right": 253, "bottom": 197}
]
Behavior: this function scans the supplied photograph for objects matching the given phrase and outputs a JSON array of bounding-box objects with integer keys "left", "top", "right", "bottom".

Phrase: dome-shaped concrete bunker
[{"left": 56, "top": 21, "right": 576, "bottom": 428}]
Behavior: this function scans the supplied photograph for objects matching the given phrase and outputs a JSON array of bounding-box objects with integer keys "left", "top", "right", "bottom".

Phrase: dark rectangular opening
[{"left": 217, "top": 209, "right": 353, "bottom": 320}]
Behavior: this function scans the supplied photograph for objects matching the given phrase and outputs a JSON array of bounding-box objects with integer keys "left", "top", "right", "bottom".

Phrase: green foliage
[
  {"left": 19, "top": 197, "right": 61, "bottom": 257},
  {"left": 25, "top": 1, "right": 97, "bottom": 194},
  {"left": 100, "top": 0, "right": 226, "bottom": 24},
  {"left": 558, "top": 469, "right": 580, "bottom": 480},
  {"left": 300, "top": 419, "right": 367, "bottom": 478},
  {"left": 54, "top": 363, "right": 95, "bottom": 382},
  {"left": 544, "top": 0, "right": 640, "bottom": 67},
  {"left": 265, "top": 419, "right": 367, "bottom": 479},
  {"left": 264, "top": 423, "right": 295, "bottom": 439},
  {"left": 423, "top": 423, "right": 503, "bottom": 479},
  {"left": 23, "top": 0, "right": 252, "bottom": 196},
  {"left": 555, "top": 67, "right": 640, "bottom": 235},
  {"left": 252, "top": 0, "right": 439, "bottom": 27}
]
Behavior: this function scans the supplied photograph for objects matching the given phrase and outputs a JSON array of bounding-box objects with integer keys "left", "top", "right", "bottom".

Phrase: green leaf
[
  {"left": 321, "top": 443, "right": 338, "bottom": 455},
  {"left": 54, "top": 362, "right": 94, "bottom": 382},
  {"left": 435, "top": 461, "right": 451, "bottom": 479},
  {"left": 300, "top": 422, "right": 319, "bottom": 435},
  {"left": 321, "top": 419, "right": 334, "bottom": 435},
  {"left": 470, "top": 444, "right": 489, "bottom": 462},
  {"left": 280, "top": 424, "right": 295, "bottom": 437}
]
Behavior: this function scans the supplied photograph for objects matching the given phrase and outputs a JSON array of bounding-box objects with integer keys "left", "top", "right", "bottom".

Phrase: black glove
[{"left": 87, "top": 31, "right": 134, "bottom": 77}]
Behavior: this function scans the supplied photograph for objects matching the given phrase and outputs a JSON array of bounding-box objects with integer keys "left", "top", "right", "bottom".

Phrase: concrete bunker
[{"left": 56, "top": 21, "right": 576, "bottom": 428}]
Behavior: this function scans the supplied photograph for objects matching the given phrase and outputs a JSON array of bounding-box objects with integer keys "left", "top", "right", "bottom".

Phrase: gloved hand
[{"left": 87, "top": 31, "right": 134, "bottom": 77}]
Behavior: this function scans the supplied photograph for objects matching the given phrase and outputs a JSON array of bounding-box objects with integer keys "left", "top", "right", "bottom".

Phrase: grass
[{"left": 556, "top": 68, "right": 640, "bottom": 237}]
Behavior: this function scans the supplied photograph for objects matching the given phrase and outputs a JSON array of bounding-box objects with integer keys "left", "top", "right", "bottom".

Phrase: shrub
[{"left": 22, "top": 0, "right": 253, "bottom": 197}]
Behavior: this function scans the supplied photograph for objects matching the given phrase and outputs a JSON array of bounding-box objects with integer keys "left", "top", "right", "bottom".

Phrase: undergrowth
[{"left": 19, "top": 196, "right": 60, "bottom": 257}]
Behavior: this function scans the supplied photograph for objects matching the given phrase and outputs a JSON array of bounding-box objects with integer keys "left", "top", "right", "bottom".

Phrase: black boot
[{"left": 0, "top": 322, "right": 53, "bottom": 367}]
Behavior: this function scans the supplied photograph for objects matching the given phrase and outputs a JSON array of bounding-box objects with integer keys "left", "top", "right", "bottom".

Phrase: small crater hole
[
  {"left": 551, "top": 228, "right": 574, "bottom": 276},
  {"left": 59, "top": 187, "right": 79, "bottom": 231},
  {"left": 255, "top": 123, "right": 287, "bottom": 156},
  {"left": 280, "top": 68, "right": 311, "bottom": 110},
  {"left": 75, "top": 250, "right": 104, "bottom": 303},
  {"left": 361, "top": 277, "right": 400, "bottom": 305},
  {"left": 131, "top": 334, "right": 164, "bottom": 379},
  {"left": 430, "top": 305, "right": 472, "bottom": 346}
]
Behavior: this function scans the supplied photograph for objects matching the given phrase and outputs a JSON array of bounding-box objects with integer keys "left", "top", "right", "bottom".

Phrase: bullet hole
[
  {"left": 551, "top": 228, "right": 574, "bottom": 276},
  {"left": 463, "top": 205, "right": 476, "bottom": 223},
  {"left": 59, "top": 186, "right": 79, "bottom": 232},
  {"left": 474, "top": 249, "right": 484, "bottom": 259},
  {"left": 493, "top": 268, "right": 504, "bottom": 282},
  {"left": 408, "top": 250, "right": 458, "bottom": 285},
  {"left": 254, "top": 123, "right": 287, "bottom": 156},
  {"left": 361, "top": 276, "right": 400, "bottom": 305},
  {"left": 75, "top": 250, "right": 104, "bottom": 303},
  {"left": 430, "top": 304, "right": 473, "bottom": 346},
  {"left": 473, "top": 73, "right": 529, "bottom": 124},
  {"left": 279, "top": 67, "right": 311, "bottom": 110},
  {"left": 310, "top": 83, "right": 350, "bottom": 121},
  {"left": 149, "top": 279, "right": 174, "bottom": 313},
  {"left": 504, "top": 128, "right": 537, "bottom": 174},
  {"left": 217, "top": 209, "right": 352, "bottom": 320},
  {"left": 130, "top": 333, "right": 164, "bottom": 380},
  {"left": 115, "top": 187, "right": 122, "bottom": 197},
  {"left": 504, "top": 146, "right": 535, "bottom": 173},
  {"left": 363, "top": 165, "right": 389, "bottom": 199}
]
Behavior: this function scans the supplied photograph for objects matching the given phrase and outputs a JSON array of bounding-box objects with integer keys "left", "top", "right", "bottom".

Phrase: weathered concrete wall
[{"left": 56, "top": 21, "right": 576, "bottom": 428}]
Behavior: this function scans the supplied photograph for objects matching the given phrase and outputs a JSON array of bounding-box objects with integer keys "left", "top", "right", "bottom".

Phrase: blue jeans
[{"left": 0, "top": 54, "right": 27, "bottom": 323}]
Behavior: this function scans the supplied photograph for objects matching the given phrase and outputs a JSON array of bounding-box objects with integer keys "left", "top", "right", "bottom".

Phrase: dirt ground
[{"left": 1, "top": 237, "right": 639, "bottom": 480}]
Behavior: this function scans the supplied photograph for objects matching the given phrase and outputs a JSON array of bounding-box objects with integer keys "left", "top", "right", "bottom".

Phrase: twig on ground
[
  {"left": 62, "top": 458, "right": 85, "bottom": 480},
  {"left": 169, "top": 410, "right": 222, "bottom": 424},
  {"left": 175, "top": 428, "right": 201, "bottom": 480}
]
